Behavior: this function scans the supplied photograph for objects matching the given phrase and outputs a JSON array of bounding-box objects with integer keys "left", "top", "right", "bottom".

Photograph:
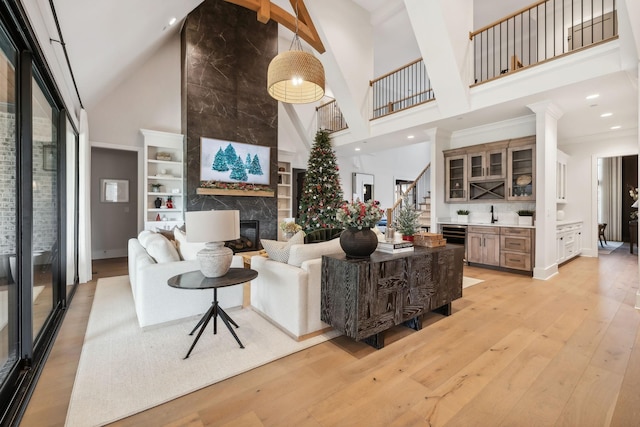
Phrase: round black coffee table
[{"left": 168, "top": 268, "right": 258, "bottom": 359}]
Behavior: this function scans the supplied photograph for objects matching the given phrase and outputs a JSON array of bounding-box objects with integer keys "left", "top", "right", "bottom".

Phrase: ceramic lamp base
[{"left": 197, "top": 242, "right": 233, "bottom": 278}]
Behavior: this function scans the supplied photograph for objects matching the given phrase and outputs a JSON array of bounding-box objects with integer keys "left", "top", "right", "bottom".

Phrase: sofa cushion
[
  {"left": 261, "top": 230, "right": 305, "bottom": 263},
  {"left": 173, "top": 227, "right": 205, "bottom": 261},
  {"left": 288, "top": 237, "right": 343, "bottom": 267},
  {"left": 145, "top": 233, "right": 180, "bottom": 263}
]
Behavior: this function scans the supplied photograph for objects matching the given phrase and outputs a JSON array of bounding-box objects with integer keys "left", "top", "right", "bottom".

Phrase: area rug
[
  {"left": 598, "top": 241, "right": 623, "bottom": 255},
  {"left": 463, "top": 276, "right": 484, "bottom": 289},
  {"left": 65, "top": 276, "right": 341, "bottom": 427},
  {"left": 0, "top": 285, "right": 44, "bottom": 330}
]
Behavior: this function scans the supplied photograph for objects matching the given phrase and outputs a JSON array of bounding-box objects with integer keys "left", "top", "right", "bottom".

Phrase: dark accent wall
[{"left": 181, "top": 0, "right": 279, "bottom": 240}]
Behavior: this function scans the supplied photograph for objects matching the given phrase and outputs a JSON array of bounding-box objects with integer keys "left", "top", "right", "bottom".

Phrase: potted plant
[
  {"left": 517, "top": 209, "right": 535, "bottom": 226},
  {"left": 336, "top": 199, "right": 384, "bottom": 258},
  {"left": 456, "top": 209, "right": 470, "bottom": 224},
  {"left": 279, "top": 220, "right": 302, "bottom": 240},
  {"left": 395, "top": 196, "right": 421, "bottom": 241}
]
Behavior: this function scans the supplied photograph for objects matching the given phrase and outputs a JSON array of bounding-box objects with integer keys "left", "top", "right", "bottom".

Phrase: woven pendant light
[{"left": 267, "top": 1, "right": 325, "bottom": 104}]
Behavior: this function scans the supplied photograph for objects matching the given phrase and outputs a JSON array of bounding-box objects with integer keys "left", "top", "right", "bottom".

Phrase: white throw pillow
[
  {"left": 145, "top": 233, "right": 180, "bottom": 263},
  {"left": 173, "top": 227, "right": 205, "bottom": 261},
  {"left": 137, "top": 230, "right": 156, "bottom": 248},
  {"left": 261, "top": 230, "right": 305, "bottom": 263},
  {"left": 288, "top": 237, "right": 343, "bottom": 267}
]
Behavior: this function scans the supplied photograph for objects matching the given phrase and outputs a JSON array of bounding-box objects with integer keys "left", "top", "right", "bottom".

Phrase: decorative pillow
[
  {"left": 137, "top": 230, "right": 156, "bottom": 248},
  {"left": 173, "top": 227, "right": 205, "bottom": 261},
  {"left": 260, "top": 230, "right": 305, "bottom": 263},
  {"left": 156, "top": 227, "right": 176, "bottom": 242},
  {"left": 145, "top": 233, "right": 180, "bottom": 263},
  {"left": 288, "top": 237, "right": 342, "bottom": 267}
]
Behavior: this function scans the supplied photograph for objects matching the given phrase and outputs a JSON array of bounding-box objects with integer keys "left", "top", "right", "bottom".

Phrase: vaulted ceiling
[{"left": 33, "top": 0, "right": 639, "bottom": 149}]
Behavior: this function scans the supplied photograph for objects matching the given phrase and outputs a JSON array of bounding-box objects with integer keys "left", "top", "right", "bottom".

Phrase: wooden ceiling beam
[{"left": 224, "top": 0, "right": 325, "bottom": 54}]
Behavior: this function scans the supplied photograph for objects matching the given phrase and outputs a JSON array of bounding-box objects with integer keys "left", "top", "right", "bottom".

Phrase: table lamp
[{"left": 185, "top": 210, "right": 240, "bottom": 277}]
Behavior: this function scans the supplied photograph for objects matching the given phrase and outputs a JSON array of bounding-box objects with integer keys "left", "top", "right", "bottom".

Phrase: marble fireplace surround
[{"left": 181, "top": 0, "right": 279, "bottom": 241}]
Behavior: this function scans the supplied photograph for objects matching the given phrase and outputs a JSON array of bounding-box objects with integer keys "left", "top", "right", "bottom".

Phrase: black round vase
[
  {"left": 154, "top": 197, "right": 162, "bottom": 208},
  {"left": 339, "top": 227, "right": 378, "bottom": 259}
]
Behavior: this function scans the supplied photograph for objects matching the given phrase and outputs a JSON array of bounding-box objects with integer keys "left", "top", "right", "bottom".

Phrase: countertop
[{"left": 438, "top": 221, "right": 535, "bottom": 229}]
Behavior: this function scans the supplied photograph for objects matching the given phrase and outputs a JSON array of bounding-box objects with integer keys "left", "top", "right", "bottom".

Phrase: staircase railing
[
  {"left": 370, "top": 58, "right": 435, "bottom": 119},
  {"left": 470, "top": 0, "right": 618, "bottom": 84},
  {"left": 316, "top": 99, "right": 348, "bottom": 133},
  {"left": 386, "top": 162, "right": 431, "bottom": 226}
]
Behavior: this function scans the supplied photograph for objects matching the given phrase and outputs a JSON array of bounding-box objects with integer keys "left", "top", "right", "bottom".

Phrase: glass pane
[
  {"left": 489, "top": 152, "right": 502, "bottom": 175},
  {"left": 0, "top": 26, "right": 17, "bottom": 385},
  {"left": 32, "top": 74, "right": 58, "bottom": 339}
]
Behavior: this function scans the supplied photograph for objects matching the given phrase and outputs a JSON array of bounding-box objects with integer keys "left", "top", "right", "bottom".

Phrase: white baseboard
[
  {"left": 92, "top": 248, "right": 128, "bottom": 260},
  {"left": 533, "top": 263, "right": 559, "bottom": 280}
]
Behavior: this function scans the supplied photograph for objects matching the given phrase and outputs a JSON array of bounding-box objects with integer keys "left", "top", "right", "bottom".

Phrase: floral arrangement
[
  {"left": 279, "top": 220, "right": 302, "bottom": 234},
  {"left": 200, "top": 181, "right": 272, "bottom": 192},
  {"left": 336, "top": 199, "right": 384, "bottom": 230}
]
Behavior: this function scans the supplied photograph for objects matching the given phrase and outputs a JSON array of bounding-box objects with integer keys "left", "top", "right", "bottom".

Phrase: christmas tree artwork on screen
[{"left": 298, "top": 130, "right": 344, "bottom": 230}]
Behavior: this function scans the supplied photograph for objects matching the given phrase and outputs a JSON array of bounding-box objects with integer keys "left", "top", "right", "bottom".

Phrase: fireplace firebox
[{"left": 225, "top": 220, "right": 260, "bottom": 253}]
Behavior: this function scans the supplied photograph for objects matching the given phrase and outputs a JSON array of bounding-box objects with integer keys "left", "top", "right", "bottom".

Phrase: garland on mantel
[{"left": 199, "top": 181, "right": 273, "bottom": 193}]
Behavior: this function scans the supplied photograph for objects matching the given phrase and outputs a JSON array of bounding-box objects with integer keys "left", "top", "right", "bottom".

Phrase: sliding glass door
[
  {"left": 31, "top": 71, "right": 60, "bottom": 341},
  {"left": 0, "top": 22, "right": 17, "bottom": 389}
]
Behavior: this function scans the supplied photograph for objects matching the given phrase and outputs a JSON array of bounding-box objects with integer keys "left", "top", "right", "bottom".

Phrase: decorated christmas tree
[
  {"left": 297, "top": 130, "right": 344, "bottom": 231},
  {"left": 229, "top": 155, "right": 248, "bottom": 181}
]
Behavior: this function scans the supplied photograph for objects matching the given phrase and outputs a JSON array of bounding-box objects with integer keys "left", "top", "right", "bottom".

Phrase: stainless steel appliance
[{"left": 440, "top": 224, "right": 468, "bottom": 261}]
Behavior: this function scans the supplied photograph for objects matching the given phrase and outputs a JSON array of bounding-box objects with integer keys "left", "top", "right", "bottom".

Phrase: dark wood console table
[{"left": 320, "top": 245, "right": 464, "bottom": 349}]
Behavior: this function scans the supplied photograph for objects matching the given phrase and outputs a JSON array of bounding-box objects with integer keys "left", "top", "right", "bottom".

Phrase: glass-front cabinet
[
  {"left": 445, "top": 155, "right": 467, "bottom": 202},
  {"left": 468, "top": 148, "right": 505, "bottom": 182},
  {"left": 507, "top": 144, "right": 535, "bottom": 201}
]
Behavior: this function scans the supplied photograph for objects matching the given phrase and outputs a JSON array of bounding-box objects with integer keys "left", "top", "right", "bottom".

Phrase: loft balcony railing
[
  {"left": 370, "top": 58, "right": 435, "bottom": 119},
  {"left": 470, "top": 0, "right": 618, "bottom": 84},
  {"left": 316, "top": 99, "right": 348, "bottom": 134}
]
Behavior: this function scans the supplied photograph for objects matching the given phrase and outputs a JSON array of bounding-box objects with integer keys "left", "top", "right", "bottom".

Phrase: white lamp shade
[
  {"left": 185, "top": 210, "right": 240, "bottom": 243},
  {"left": 185, "top": 210, "right": 241, "bottom": 278}
]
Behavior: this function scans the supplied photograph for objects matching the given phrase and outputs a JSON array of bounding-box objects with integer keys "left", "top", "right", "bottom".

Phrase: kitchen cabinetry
[
  {"left": 467, "top": 226, "right": 500, "bottom": 266},
  {"left": 277, "top": 161, "right": 292, "bottom": 240},
  {"left": 445, "top": 154, "right": 467, "bottom": 202},
  {"left": 557, "top": 221, "right": 583, "bottom": 264},
  {"left": 444, "top": 136, "right": 535, "bottom": 203},
  {"left": 142, "top": 129, "right": 185, "bottom": 231},
  {"left": 507, "top": 143, "right": 535, "bottom": 201},
  {"left": 468, "top": 148, "right": 506, "bottom": 181},
  {"left": 500, "top": 227, "right": 534, "bottom": 271}
]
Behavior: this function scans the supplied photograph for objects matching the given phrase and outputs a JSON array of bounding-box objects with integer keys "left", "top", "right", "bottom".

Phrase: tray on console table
[{"left": 320, "top": 246, "right": 464, "bottom": 349}]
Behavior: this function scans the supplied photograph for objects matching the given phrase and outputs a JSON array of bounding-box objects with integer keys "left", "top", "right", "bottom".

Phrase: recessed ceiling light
[
  {"left": 169, "top": 17, "right": 177, "bottom": 26},
  {"left": 355, "top": 147, "right": 361, "bottom": 151},
  {"left": 610, "top": 125, "right": 621, "bottom": 130},
  {"left": 407, "top": 135, "right": 414, "bottom": 139},
  {"left": 586, "top": 94, "right": 599, "bottom": 100},
  {"left": 600, "top": 112, "right": 613, "bottom": 117}
]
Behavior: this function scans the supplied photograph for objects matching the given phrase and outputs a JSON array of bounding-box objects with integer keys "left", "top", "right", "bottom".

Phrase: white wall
[
  {"left": 88, "top": 33, "right": 183, "bottom": 147},
  {"left": 336, "top": 141, "right": 431, "bottom": 210}
]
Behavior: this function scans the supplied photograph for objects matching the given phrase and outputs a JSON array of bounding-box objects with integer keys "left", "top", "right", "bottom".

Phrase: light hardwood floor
[{"left": 20, "top": 248, "right": 640, "bottom": 426}]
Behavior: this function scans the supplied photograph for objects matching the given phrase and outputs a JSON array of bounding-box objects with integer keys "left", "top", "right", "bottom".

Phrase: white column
[
  {"left": 527, "top": 101, "right": 563, "bottom": 280},
  {"left": 426, "top": 127, "right": 452, "bottom": 229}
]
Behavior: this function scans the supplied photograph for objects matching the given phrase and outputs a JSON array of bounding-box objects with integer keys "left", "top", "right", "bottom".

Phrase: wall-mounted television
[{"left": 200, "top": 137, "right": 270, "bottom": 185}]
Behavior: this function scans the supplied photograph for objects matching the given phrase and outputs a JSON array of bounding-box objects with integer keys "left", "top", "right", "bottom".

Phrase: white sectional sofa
[
  {"left": 250, "top": 237, "right": 343, "bottom": 340},
  {"left": 128, "top": 229, "right": 244, "bottom": 329}
]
